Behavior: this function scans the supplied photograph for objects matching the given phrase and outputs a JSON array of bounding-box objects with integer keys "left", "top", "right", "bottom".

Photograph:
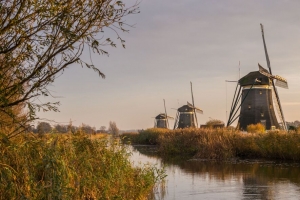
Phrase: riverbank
[
  {"left": 130, "top": 144, "right": 300, "bottom": 200},
  {"left": 122, "top": 128, "right": 300, "bottom": 161},
  {"left": 0, "top": 132, "right": 163, "bottom": 199}
]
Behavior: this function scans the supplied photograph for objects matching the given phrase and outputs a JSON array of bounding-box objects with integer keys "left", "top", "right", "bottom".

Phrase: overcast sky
[{"left": 37, "top": 0, "right": 300, "bottom": 130}]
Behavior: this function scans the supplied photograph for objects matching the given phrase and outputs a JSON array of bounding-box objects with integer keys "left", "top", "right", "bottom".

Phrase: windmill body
[
  {"left": 238, "top": 70, "right": 279, "bottom": 130},
  {"left": 174, "top": 103, "right": 203, "bottom": 129},
  {"left": 227, "top": 64, "right": 288, "bottom": 130},
  {"left": 176, "top": 105, "right": 197, "bottom": 129},
  {"left": 154, "top": 113, "right": 168, "bottom": 128}
]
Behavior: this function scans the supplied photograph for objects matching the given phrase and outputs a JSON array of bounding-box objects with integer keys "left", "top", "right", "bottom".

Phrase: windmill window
[
  {"left": 259, "top": 90, "right": 262, "bottom": 95},
  {"left": 270, "top": 105, "right": 273, "bottom": 109},
  {"left": 261, "top": 113, "right": 264, "bottom": 117},
  {"left": 248, "top": 104, "right": 251, "bottom": 110}
]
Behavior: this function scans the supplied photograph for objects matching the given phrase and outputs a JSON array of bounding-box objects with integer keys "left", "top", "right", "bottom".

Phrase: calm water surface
[{"left": 129, "top": 145, "right": 300, "bottom": 200}]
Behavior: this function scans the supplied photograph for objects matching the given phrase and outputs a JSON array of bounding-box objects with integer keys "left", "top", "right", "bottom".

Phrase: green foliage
[
  {"left": 127, "top": 128, "right": 300, "bottom": 161},
  {"left": 36, "top": 122, "right": 52, "bottom": 134},
  {"left": 0, "top": 133, "right": 161, "bottom": 199},
  {"left": 0, "top": 0, "right": 139, "bottom": 133}
]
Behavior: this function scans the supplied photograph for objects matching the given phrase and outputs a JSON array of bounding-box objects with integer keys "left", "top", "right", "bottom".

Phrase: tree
[
  {"left": 0, "top": 0, "right": 139, "bottom": 134},
  {"left": 36, "top": 122, "right": 52, "bottom": 134},
  {"left": 54, "top": 124, "right": 68, "bottom": 133},
  {"left": 99, "top": 126, "right": 107, "bottom": 133},
  {"left": 80, "top": 123, "right": 95, "bottom": 134},
  {"left": 108, "top": 121, "right": 119, "bottom": 136}
]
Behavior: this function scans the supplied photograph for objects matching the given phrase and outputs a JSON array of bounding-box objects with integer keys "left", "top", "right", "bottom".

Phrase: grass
[
  {"left": 121, "top": 128, "right": 300, "bottom": 161},
  {"left": 0, "top": 131, "right": 164, "bottom": 199}
]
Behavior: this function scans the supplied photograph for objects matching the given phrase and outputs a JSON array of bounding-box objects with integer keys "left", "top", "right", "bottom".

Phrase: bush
[
  {"left": 247, "top": 123, "right": 265, "bottom": 133},
  {"left": 205, "top": 119, "right": 224, "bottom": 126}
]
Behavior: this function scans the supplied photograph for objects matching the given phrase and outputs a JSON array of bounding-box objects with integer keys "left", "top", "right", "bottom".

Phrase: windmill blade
[
  {"left": 190, "top": 82, "right": 198, "bottom": 127},
  {"left": 173, "top": 112, "right": 179, "bottom": 129},
  {"left": 258, "top": 63, "right": 271, "bottom": 77},
  {"left": 187, "top": 101, "right": 203, "bottom": 114},
  {"left": 275, "top": 79, "right": 288, "bottom": 89},
  {"left": 167, "top": 116, "right": 174, "bottom": 120},
  {"left": 187, "top": 101, "right": 193, "bottom": 107},
  {"left": 258, "top": 64, "right": 288, "bottom": 89},
  {"left": 261, "top": 24, "right": 287, "bottom": 131},
  {"left": 163, "top": 99, "right": 169, "bottom": 128},
  {"left": 272, "top": 89, "right": 285, "bottom": 130},
  {"left": 261, "top": 24, "right": 272, "bottom": 74},
  {"left": 195, "top": 109, "right": 203, "bottom": 114}
]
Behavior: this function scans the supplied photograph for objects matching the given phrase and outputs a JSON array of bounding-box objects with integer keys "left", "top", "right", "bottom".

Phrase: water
[{"left": 129, "top": 145, "right": 300, "bottom": 200}]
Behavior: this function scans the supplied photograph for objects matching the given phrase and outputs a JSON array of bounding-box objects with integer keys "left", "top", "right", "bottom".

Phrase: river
[{"left": 129, "top": 145, "right": 300, "bottom": 200}]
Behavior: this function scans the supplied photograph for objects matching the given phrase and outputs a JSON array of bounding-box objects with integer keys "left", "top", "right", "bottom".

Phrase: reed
[
  {"left": 123, "top": 128, "right": 300, "bottom": 161},
  {"left": 122, "top": 128, "right": 163, "bottom": 145},
  {"left": 0, "top": 131, "right": 163, "bottom": 199}
]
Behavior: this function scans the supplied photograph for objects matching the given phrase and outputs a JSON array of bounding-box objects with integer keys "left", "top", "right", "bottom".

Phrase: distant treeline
[
  {"left": 30, "top": 121, "right": 138, "bottom": 135},
  {"left": 29, "top": 122, "right": 106, "bottom": 134}
]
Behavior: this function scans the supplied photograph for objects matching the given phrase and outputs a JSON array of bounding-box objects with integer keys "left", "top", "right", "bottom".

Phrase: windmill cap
[
  {"left": 239, "top": 71, "right": 270, "bottom": 86},
  {"left": 155, "top": 113, "right": 173, "bottom": 119},
  {"left": 177, "top": 105, "right": 195, "bottom": 112},
  {"left": 155, "top": 113, "right": 167, "bottom": 119}
]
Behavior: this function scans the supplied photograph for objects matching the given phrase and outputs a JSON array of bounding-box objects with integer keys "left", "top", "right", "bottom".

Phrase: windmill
[
  {"left": 226, "top": 24, "right": 288, "bottom": 131},
  {"left": 154, "top": 99, "right": 174, "bottom": 129},
  {"left": 173, "top": 82, "right": 203, "bottom": 129}
]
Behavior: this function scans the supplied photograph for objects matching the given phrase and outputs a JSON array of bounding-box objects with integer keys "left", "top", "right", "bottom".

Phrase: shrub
[
  {"left": 247, "top": 123, "right": 265, "bottom": 133},
  {"left": 205, "top": 119, "right": 224, "bottom": 126}
]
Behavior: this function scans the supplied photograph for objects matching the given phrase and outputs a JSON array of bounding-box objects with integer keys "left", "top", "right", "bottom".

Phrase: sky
[{"left": 37, "top": 0, "right": 300, "bottom": 130}]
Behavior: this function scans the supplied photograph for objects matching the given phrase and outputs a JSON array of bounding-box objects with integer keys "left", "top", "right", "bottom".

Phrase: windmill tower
[
  {"left": 227, "top": 24, "right": 288, "bottom": 131},
  {"left": 173, "top": 82, "right": 203, "bottom": 129},
  {"left": 154, "top": 99, "right": 174, "bottom": 129}
]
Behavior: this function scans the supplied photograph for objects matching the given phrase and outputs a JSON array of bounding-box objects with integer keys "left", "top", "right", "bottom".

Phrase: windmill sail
[
  {"left": 190, "top": 82, "right": 198, "bottom": 127},
  {"left": 187, "top": 101, "right": 203, "bottom": 114},
  {"left": 260, "top": 24, "right": 287, "bottom": 130},
  {"left": 258, "top": 64, "right": 270, "bottom": 75},
  {"left": 258, "top": 64, "right": 288, "bottom": 89},
  {"left": 275, "top": 79, "right": 288, "bottom": 89},
  {"left": 163, "top": 99, "right": 169, "bottom": 128}
]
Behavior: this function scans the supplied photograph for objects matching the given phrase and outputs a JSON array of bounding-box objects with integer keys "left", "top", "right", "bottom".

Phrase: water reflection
[{"left": 130, "top": 145, "right": 300, "bottom": 200}]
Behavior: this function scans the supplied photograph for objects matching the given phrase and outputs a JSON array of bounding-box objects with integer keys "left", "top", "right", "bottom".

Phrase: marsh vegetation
[
  {"left": 0, "top": 132, "right": 164, "bottom": 199},
  {"left": 122, "top": 127, "right": 300, "bottom": 161}
]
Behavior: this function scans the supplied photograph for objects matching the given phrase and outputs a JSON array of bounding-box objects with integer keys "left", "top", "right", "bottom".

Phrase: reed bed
[
  {"left": 122, "top": 128, "right": 300, "bottom": 161},
  {"left": 0, "top": 132, "right": 163, "bottom": 200}
]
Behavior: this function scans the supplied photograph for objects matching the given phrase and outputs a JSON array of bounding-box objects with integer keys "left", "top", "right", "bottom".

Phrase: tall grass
[
  {"left": 0, "top": 131, "right": 163, "bottom": 199},
  {"left": 122, "top": 128, "right": 162, "bottom": 145},
  {"left": 122, "top": 128, "right": 300, "bottom": 161}
]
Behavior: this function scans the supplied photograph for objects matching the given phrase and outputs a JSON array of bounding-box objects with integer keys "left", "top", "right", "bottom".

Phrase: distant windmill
[
  {"left": 227, "top": 24, "right": 288, "bottom": 131},
  {"left": 173, "top": 82, "right": 203, "bottom": 129},
  {"left": 154, "top": 99, "right": 174, "bottom": 129}
]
